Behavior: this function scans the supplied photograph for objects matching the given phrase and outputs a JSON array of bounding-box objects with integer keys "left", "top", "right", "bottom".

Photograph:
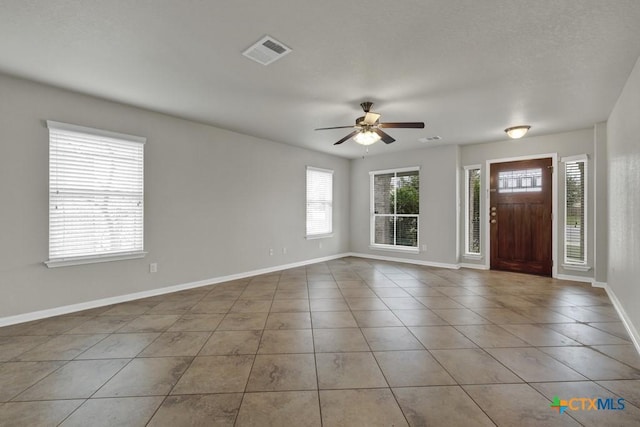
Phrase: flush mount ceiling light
[
  {"left": 353, "top": 130, "right": 382, "bottom": 146},
  {"left": 505, "top": 125, "right": 531, "bottom": 139}
]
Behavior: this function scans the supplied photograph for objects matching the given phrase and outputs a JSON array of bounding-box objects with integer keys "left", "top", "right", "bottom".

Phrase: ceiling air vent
[
  {"left": 242, "top": 35, "right": 292, "bottom": 65},
  {"left": 419, "top": 136, "right": 442, "bottom": 143}
]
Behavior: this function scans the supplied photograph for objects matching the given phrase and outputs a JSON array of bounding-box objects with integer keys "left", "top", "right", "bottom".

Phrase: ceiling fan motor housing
[{"left": 360, "top": 101, "right": 374, "bottom": 112}]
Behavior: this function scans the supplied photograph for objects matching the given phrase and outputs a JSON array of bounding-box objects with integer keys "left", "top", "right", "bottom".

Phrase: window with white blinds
[
  {"left": 306, "top": 166, "right": 333, "bottom": 237},
  {"left": 465, "top": 166, "right": 481, "bottom": 255},
  {"left": 46, "top": 121, "right": 146, "bottom": 267},
  {"left": 562, "top": 155, "right": 587, "bottom": 265}
]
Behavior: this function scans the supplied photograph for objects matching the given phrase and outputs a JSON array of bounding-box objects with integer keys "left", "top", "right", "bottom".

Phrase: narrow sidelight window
[
  {"left": 562, "top": 155, "right": 587, "bottom": 265},
  {"left": 465, "top": 166, "right": 481, "bottom": 255}
]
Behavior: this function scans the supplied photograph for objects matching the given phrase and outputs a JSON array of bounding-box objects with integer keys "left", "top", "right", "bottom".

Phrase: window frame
[
  {"left": 561, "top": 154, "right": 589, "bottom": 269},
  {"left": 305, "top": 166, "right": 334, "bottom": 239},
  {"left": 369, "top": 166, "right": 420, "bottom": 253},
  {"left": 45, "top": 121, "right": 146, "bottom": 268},
  {"left": 464, "top": 165, "right": 482, "bottom": 258}
]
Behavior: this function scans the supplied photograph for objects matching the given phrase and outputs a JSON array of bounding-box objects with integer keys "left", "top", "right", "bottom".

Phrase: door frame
[{"left": 484, "top": 153, "right": 558, "bottom": 277}]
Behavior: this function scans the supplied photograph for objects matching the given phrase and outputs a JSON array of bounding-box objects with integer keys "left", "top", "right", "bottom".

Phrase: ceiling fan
[{"left": 315, "top": 102, "right": 425, "bottom": 146}]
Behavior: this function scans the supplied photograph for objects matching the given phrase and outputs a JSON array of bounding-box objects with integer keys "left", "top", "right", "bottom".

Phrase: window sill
[
  {"left": 305, "top": 233, "right": 334, "bottom": 240},
  {"left": 561, "top": 263, "right": 592, "bottom": 272},
  {"left": 45, "top": 251, "right": 147, "bottom": 268},
  {"left": 463, "top": 254, "right": 483, "bottom": 260},
  {"left": 369, "top": 244, "right": 419, "bottom": 254}
]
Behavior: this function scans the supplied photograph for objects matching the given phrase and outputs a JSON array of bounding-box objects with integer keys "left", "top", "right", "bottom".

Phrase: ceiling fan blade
[
  {"left": 379, "top": 122, "right": 425, "bottom": 129},
  {"left": 334, "top": 130, "right": 360, "bottom": 145},
  {"left": 315, "top": 125, "right": 355, "bottom": 131},
  {"left": 363, "top": 112, "right": 381, "bottom": 125},
  {"left": 374, "top": 128, "right": 396, "bottom": 144}
]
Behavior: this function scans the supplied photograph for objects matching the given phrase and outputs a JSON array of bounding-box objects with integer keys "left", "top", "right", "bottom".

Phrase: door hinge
[{"left": 547, "top": 165, "right": 554, "bottom": 173}]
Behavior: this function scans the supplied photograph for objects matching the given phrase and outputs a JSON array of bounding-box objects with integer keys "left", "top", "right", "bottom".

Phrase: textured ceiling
[{"left": 1, "top": 1, "right": 640, "bottom": 158}]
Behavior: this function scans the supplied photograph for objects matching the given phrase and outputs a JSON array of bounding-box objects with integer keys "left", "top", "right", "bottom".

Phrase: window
[
  {"left": 498, "top": 168, "right": 542, "bottom": 193},
  {"left": 46, "top": 121, "right": 145, "bottom": 267},
  {"left": 306, "top": 166, "right": 333, "bottom": 237},
  {"left": 370, "top": 167, "right": 419, "bottom": 251},
  {"left": 465, "top": 166, "right": 481, "bottom": 255},
  {"left": 562, "top": 155, "right": 588, "bottom": 265}
]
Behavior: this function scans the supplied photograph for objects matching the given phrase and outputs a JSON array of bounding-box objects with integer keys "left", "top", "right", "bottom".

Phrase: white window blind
[
  {"left": 46, "top": 121, "right": 145, "bottom": 267},
  {"left": 562, "top": 155, "right": 587, "bottom": 265},
  {"left": 306, "top": 166, "right": 333, "bottom": 237}
]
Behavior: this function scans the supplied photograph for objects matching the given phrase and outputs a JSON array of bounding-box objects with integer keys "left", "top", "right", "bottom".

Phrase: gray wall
[
  {"left": 593, "top": 122, "right": 608, "bottom": 285},
  {"left": 349, "top": 144, "right": 460, "bottom": 266},
  {"left": 607, "top": 55, "right": 640, "bottom": 340},
  {"left": 2, "top": 61, "right": 636, "bottom": 337},
  {"left": 0, "top": 74, "right": 350, "bottom": 318},
  {"left": 459, "top": 129, "right": 597, "bottom": 280}
]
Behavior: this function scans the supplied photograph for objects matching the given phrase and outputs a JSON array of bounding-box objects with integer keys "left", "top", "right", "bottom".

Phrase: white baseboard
[
  {"left": 348, "top": 252, "right": 460, "bottom": 270},
  {"left": 603, "top": 284, "right": 640, "bottom": 355},
  {"left": 0, "top": 253, "right": 350, "bottom": 327},
  {"left": 555, "top": 274, "right": 607, "bottom": 290},
  {"left": 459, "top": 262, "right": 489, "bottom": 270},
  {"left": 556, "top": 273, "right": 595, "bottom": 284}
]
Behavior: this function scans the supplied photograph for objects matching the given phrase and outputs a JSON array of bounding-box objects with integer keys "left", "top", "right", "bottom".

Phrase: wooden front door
[{"left": 490, "top": 158, "right": 553, "bottom": 276}]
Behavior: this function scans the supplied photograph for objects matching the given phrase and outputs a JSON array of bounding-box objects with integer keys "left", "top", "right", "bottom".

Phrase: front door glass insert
[{"left": 498, "top": 168, "right": 542, "bottom": 193}]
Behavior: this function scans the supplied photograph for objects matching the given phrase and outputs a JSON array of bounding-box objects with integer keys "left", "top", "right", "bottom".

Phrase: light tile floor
[{"left": 1, "top": 257, "right": 639, "bottom": 426}]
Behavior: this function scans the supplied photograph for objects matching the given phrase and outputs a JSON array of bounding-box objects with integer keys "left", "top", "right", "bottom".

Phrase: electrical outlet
[
  {"left": 149, "top": 263, "right": 158, "bottom": 273},
  {"left": 282, "top": 247, "right": 287, "bottom": 254},
  {"left": 421, "top": 244, "right": 427, "bottom": 252},
  {"left": 318, "top": 242, "right": 323, "bottom": 249},
  {"left": 269, "top": 248, "right": 274, "bottom": 256}
]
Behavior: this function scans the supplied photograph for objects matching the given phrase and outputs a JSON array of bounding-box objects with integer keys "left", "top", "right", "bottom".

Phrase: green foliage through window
[{"left": 372, "top": 169, "right": 419, "bottom": 248}]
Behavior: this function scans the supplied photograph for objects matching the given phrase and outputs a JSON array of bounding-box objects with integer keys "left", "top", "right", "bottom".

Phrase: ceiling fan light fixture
[
  {"left": 315, "top": 102, "right": 424, "bottom": 146},
  {"left": 505, "top": 125, "right": 531, "bottom": 139},
  {"left": 354, "top": 130, "right": 381, "bottom": 145}
]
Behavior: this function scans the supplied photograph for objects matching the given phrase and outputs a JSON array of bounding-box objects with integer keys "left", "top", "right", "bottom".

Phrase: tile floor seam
[
  {"left": 5, "top": 359, "right": 75, "bottom": 403},
  {"left": 86, "top": 357, "right": 136, "bottom": 400},
  {"left": 309, "top": 278, "right": 323, "bottom": 427},
  {"left": 49, "top": 397, "right": 89, "bottom": 426},
  {"left": 533, "top": 344, "right": 623, "bottom": 382},
  {"left": 456, "top": 384, "right": 500, "bottom": 426}
]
